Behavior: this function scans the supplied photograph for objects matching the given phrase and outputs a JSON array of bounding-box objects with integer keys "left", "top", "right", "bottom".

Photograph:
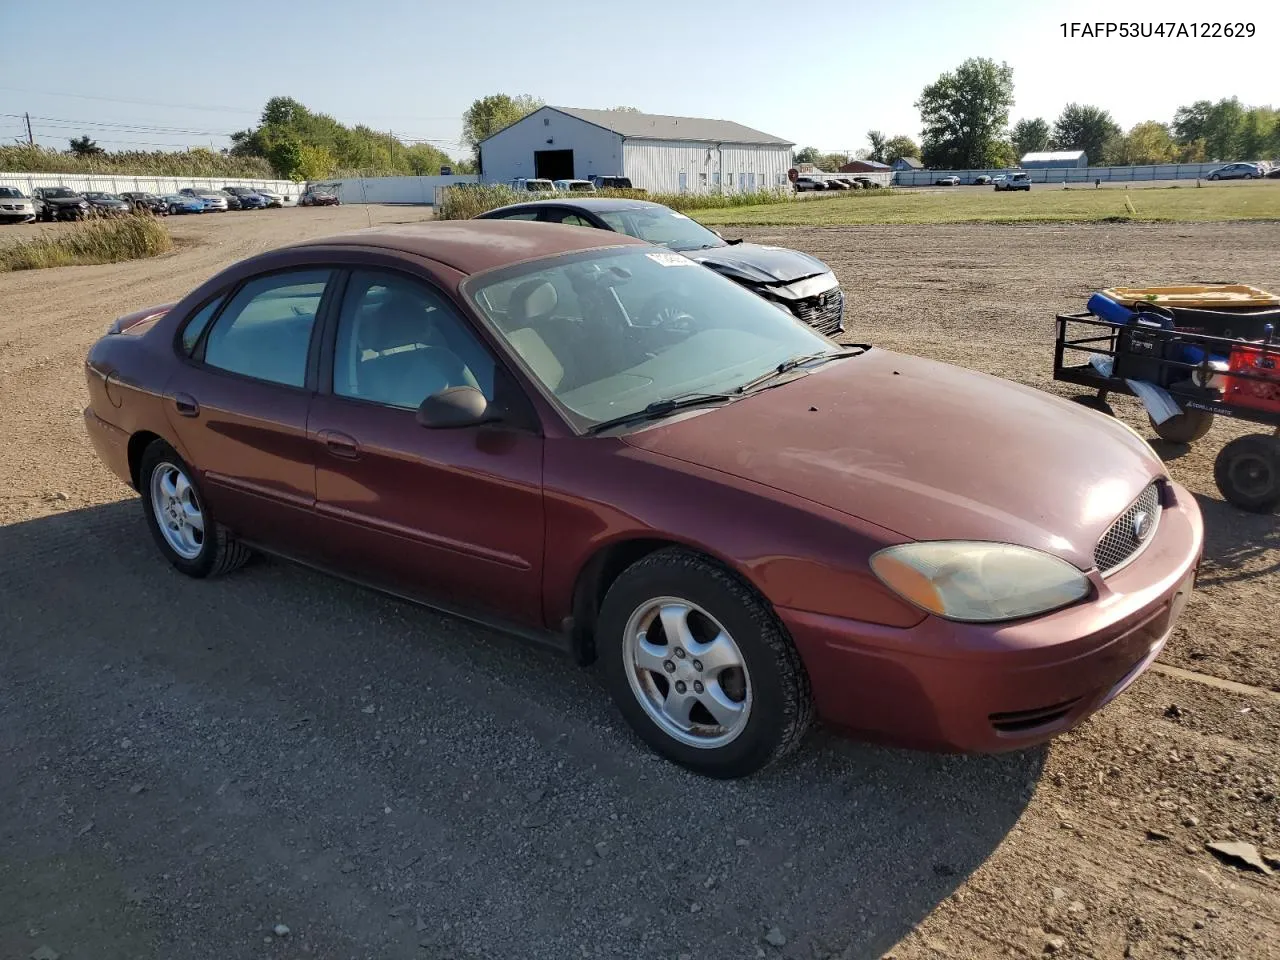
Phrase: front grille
[
  {"left": 990, "top": 697, "right": 1083, "bottom": 734},
  {"left": 791, "top": 286, "right": 844, "bottom": 335},
  {"left": 1094, "top": 482, "right": 1161, "bottom": 576}
]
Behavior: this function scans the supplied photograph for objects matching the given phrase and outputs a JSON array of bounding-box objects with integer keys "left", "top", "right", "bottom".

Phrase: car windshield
[
  {"left": 567, "top": 182, "right": 594, "bottom": 191},
  {"left": 595, "top": 207, "right": 725, "bottom": 252},
  {"left": 0, "top": 187, "right": 25, "bottom": 198},
  {"left": 465, "top": 247, "right": 839, "bottom": 430},
  {"left": 44, "top": 188, "right": 77, "bottom": 198}
]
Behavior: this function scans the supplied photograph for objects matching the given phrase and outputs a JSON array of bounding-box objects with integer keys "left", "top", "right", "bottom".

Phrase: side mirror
[{"left": 415, "top": 386, "right": 500, "bottom": 429}]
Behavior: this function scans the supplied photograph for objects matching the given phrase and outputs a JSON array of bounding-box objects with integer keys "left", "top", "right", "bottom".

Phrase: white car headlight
[{"left": 870, "top": 541, "right": 1091, "bottom": 623}]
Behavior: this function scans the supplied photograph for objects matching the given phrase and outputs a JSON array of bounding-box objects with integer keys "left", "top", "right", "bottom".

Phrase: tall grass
[
  {"left": 436, "top": 184, "right": 800, "bottom": 220},
  {"left": 0, "top": 144, "right": 274, "bottom": 179},
  {"left": 0, "top": 214, "right": 174, "bottom": 271}
]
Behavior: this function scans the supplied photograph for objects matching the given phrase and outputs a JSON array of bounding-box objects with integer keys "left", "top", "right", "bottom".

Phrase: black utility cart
[{"left": 1054, "top": 311, "right": 1280, "bottom": 513}]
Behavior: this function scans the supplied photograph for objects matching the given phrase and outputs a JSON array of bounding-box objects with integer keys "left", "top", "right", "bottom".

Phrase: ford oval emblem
[{"left": 1132, "top": 510, "right": 1153, "bottom": 542}]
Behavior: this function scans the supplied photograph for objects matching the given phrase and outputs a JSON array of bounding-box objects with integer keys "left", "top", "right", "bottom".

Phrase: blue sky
[{"left": 2, "top": 0, "right": 1275, "bottom": 159}]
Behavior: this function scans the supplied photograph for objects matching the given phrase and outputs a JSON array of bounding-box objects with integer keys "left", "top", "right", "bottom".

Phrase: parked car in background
[
  {"left": 973, "top": 175, "right": 992, "bottom": 185},
  {"left": 824, "top": 178, "right": 849, "bottom": 190},
  {"left": 477, "top": 197, "right": 845, "bottom": 335},
  {"left": 222, "top": 186, "right": 270, "bottom": 209},
  {"left": 120, "top": 191, "right": 168, "bottom": 215},
  {"left": 1206, "top": 162, "right": 1262, "bottom": 181},
  {"left": 254, "top": 188, "right": 285, "bottom": 207},
  {"left": 837, "top": 178, "right": 862, "bottom": 190},
  {"left": 299, "top": 185, "right": 340, "bottom": 206},
  {"left": 83, "top": 192, "right": 132, "bottom": 216},
  {"left": 935, "top": 176, "right": 960, "bottom": 186},
  {"left": 162, "top": 194, "right": 206, "bottom": 215},
  {"left": 853, "top": 177, "right": 882, "bottom": 189},
  {"left": 793, "top": 176, "right": 826, "bottom": 192},
  {"left": 82, "top": 220, "right": 1203, "bottom": 778},
  {"left": 33, "top": 186, "right": 90, "bottom": 221},
  {"left": 993, "top": 173, "right": 1031, "bottom": 191},
  {"left": 0, "top": 186, "right": 37, "bottom": 223},
  {"left": 180, "top": 188, "right": 229, "bottom": 211},
  {"left": 552, "top": 179, "right": 596, "bottom": 192},
  {"left": 504, "top": 178, "right": 556, "bottom": 194},
  {"left": 588, "top": 175, "right": 635, "bottom": 190}
]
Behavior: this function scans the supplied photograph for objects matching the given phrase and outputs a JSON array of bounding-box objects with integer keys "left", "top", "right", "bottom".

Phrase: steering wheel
[{"left": 636, "top": 291, "right": 697, "bottom": 333}]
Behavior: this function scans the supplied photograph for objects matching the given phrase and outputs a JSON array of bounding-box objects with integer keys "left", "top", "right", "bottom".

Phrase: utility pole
[{"left": 24, "top": 112, "right": 34, "bottom": 146}]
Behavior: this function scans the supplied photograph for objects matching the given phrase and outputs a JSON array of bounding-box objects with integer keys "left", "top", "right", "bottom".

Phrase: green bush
[
  {"left": 435, "top": 184, "right": 799, "bottom": 220},
  {"left": 0, "top": 214, "right": 173, "bottom": 271},
  {"left": 0, "top": 144, "right": 274, "bottom": 179}
]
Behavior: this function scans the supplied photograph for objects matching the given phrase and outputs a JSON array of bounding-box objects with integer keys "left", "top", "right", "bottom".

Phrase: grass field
[{"left": 692, "top": 181, "right": 1280, "bottom": 226}]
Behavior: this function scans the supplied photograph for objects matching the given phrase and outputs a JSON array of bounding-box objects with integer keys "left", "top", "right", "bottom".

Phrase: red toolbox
[{"left": 1223, "top": 343, "right": 1280, "bottom": 414}]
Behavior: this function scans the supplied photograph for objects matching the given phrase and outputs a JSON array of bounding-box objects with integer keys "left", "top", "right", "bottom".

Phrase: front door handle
[
  {"left": 174, "top": 393, "right": 200, "bottom": 417},
  {"left": 317, "top": 429, "right": 360, "bottom": 460}
]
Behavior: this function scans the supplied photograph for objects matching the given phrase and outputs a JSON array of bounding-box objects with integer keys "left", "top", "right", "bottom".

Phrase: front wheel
[
  {"left": 1208, "top": 174, "right": 1219, "bottom": 181},
  {"left": 598, "top": 548, "right": 812, "bottom": 778},
  {"left": 1214, "top": 434, "right": 1280, "bottom": 513},
  {"left": 139, "top": 441, "right": 252, "bottom": 577}
]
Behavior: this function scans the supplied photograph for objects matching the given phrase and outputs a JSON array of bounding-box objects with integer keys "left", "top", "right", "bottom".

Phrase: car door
[
  {"left": 165, "top": 266, "right": 337, "bottom": 553},
  {"left": 306, "top": 266, "right": 546, "bottom": 626}
]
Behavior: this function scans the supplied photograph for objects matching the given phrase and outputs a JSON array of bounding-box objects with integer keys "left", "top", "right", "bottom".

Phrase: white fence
[
  {"left": 0, "top": 171, "right": 303, "bottom": 202},
  {"left": 309, "top": 175, "right": 480, "bottom": 205},
  {"left": 893, "top": 162, "right": 1243, "bottom": 186}
]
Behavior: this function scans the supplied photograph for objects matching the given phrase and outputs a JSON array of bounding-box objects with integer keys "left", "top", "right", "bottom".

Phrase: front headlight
[{"left": 870, "top": 541, "right": 1091, "bottom": 623}]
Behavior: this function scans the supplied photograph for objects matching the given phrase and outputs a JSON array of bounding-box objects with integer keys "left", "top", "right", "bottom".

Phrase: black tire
[
  {"left": 597, "top": 547, "right": 812, "bottom": 778},
  {"left": 1208, "top": 174, "right": 1219, "bottom": 181},
  {"left": 1070, "top": 394, "right": 1115, "bottom": 417},
  {"left": 139, "top": 440, "right": 252, "bottom": 578},
  {"left": 1214, "top": 434, "right": 1280, "bottom": 513},
  {"left": 1149, "top": 409, "right": 1214, "bottom": 444}
]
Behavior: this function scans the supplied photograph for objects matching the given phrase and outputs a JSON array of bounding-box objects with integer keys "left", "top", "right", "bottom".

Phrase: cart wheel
[
  {"left": 1214, "top": 434, "right": 1280, "bottom": 513},
  {"left": 1070, "top": 395, "right": 1115, "bottom": 417},
  {"left": 1148, "top": 409, "right": 1214, "bottom": 444}
]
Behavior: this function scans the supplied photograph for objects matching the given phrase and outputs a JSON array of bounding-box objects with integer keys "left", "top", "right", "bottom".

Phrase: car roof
[
  {"left": 486, "top": 197, "right": 669, "bottom": 215},
  {"left": 288, "top": 219, "right": 647, "bottom": 276}
]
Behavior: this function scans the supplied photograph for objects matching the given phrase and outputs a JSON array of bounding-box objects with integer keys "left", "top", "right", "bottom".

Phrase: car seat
[{"left": 503, "top": 280, "right": 565, "bottom": 392}]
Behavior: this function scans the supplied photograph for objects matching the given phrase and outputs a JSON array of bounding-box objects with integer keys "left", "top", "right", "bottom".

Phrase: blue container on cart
[{"left": 1088, "top": 292, "right": 1136, "bottom": 326}]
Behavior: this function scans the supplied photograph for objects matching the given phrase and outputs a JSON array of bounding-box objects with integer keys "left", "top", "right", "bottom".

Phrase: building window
[
  {"left": 713, "top": 171, "right": 721, "bottom": 187},
  {"left": 738, "top": 173, "right": 746, "bottom": 191},
  {"left": 748, "top": 173, "right": 756, "bottom": 191},
  {"left": 543, "top": 118, "right": 550, "bottom": 126},
  {"left": 699, "top": 172, "right": 707, "bottom": 187},
  {"left": 679, "top": 172, "right": 688, "bottom": 192}
]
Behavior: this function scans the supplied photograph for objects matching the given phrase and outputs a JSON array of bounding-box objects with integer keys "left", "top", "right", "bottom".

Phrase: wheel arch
[
  {"left": 567, "top": 536, "right": 759, "bottom": 666},
  {"left": 127, "top": 430, "right": 165, "bottom": 490}
]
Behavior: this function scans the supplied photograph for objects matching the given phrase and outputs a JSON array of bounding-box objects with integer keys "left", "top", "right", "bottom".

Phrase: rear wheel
[
  {"left": 1149, "top": 409, "right": 1214, "bottom": 444},
  {"left": 598, "top": 548, "right": 812, "bottom": 778},
  {"left": 1214, "top": 434, "right": 1280, "bottom": 513},
  {"left": 139, "top": 441, "right": 252, "bottom": 578}
]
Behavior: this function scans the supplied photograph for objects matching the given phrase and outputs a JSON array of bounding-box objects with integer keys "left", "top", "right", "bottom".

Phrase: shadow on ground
[
  {"left": 1192, "top": 493, "right": 1279, "bottom": 585},
  {"left": 1, "top": 502, "right": 1042, "bottom": 960}
]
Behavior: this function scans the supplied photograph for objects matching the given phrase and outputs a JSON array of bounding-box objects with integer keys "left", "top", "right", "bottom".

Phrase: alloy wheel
[{"left": 150, "top": 461, "right": 205, "bottom": 560}]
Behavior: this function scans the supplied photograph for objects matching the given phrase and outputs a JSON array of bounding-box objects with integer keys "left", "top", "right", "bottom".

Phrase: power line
[{"left": 0, "top": 86, "right": 258, "bottom": 114}]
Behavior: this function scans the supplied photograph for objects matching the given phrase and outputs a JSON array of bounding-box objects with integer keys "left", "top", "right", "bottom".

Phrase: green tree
[
  {"left": 1172, "top": 101, "right": 1213, "bottom": 144},
  {"left": 866, "top": 130, "right": 888, "bottom": 163},
  {"left": 296, "top": 143, "right": 336, "bottom": 180},
  {"left": 1111, "top": 121, "right": 1177, "bottom": 165},
  {"left": 1011, "top": 118, "right": 1050, "bottom": 157},
  {"left": 883, "top": 135, "right": 920, "bottom": 165},
  {"left": 68, "top": 135, "right": 103, "bottom": 156},
  {"left": 916, "top": 58, "right": 1015, "bottom": 169},
  {"left": 1239, "top": 107, "right": 1276, "bottom": 159},
  {"left": 793, "top": 146, "right": 821, "bottom": 164},
  {"left": 1202, "top": 98, "right": 1245, "bottom": 159},
  {"left": 461, "top": 93, "right": 543, "bottom": 168},
  {"left": 1051, "top": 104, "right": 1121, "bottom": 164},
  {"left": 610, "top": 106, "right": 641, "bottom": 112}
]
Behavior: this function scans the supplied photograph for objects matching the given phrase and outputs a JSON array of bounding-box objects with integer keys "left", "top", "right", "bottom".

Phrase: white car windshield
[
  {"left": 466, "top": 247, "right": 839, "bottom": 430},
  {"left": 596, "top": 207, "right": 725, "bottom": 253}
]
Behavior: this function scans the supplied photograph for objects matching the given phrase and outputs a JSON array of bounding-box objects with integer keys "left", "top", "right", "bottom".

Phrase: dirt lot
[{"left": 1, "top": 208, "right": 1278, "bottom": 960}]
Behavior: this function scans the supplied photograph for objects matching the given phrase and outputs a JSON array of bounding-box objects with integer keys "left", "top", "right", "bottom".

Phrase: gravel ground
[{"left": 1, "top": 208, "right": 1278, "bottom": 960}]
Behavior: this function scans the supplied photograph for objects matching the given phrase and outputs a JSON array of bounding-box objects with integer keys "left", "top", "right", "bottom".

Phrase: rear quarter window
[{"left": 179, "top": 295, "right": 225, "bottom": 355}]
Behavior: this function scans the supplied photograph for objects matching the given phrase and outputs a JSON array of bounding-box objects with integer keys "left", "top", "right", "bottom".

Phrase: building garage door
[{"left": 535, "top": 149, "right": 574, "bottom": 180}]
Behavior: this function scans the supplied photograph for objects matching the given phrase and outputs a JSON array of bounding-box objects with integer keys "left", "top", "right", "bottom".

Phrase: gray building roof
[{"left": 549, "top": 107, "right": 793, "bottom": 146}]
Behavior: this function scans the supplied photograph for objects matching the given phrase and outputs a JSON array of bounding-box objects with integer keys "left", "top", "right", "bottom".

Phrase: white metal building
[
  {"left": 1020, "top": 150, "right": 1088, "bottom": 169},
  {"left": 479, "top": 107, "right": 794, "bottom": 193}
]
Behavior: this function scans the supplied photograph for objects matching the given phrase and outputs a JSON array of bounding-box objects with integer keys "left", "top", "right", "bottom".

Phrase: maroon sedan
[{"left": 83, "top": 221, "right": 1203, "bottom": 778}]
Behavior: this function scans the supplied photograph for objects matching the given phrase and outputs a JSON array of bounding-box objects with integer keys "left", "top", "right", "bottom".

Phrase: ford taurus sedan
[
  {"left": 83, "top": 221, "right": 1203, "bottom": 778},
  {"left": 478, "top": 198, "right": 845, "bottom": 335}
]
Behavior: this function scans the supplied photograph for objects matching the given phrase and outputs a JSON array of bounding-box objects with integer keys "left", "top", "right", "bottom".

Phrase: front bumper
[{"left": 780, "top": 480, "right": 1203, "bottom": 753}]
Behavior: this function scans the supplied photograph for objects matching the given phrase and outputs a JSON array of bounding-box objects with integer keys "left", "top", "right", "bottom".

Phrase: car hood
[
  {"left": 680, "top": 243, "right": 830, "bottom": 285},
  {"left": 44, "top": 196, "right": 85, "bottom": 205},
  {"left": 621, "top": 349, "right": 1166, "bottom": 571}
]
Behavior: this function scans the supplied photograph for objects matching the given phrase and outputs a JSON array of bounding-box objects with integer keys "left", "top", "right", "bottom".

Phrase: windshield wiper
[
  {"left": 585, "top": 393, "right": 735, "bottom": 435},
  {"left": 735, "top": 347, "right": 867, "bottom": 394}
]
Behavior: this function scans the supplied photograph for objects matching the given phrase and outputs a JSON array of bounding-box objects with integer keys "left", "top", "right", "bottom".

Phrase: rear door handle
[
  {"left": 317, "top": 429, "right": 360, "bottom": 460},
  {"left": 174, "top": 393, "right": 200, "bottom": 417}
]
